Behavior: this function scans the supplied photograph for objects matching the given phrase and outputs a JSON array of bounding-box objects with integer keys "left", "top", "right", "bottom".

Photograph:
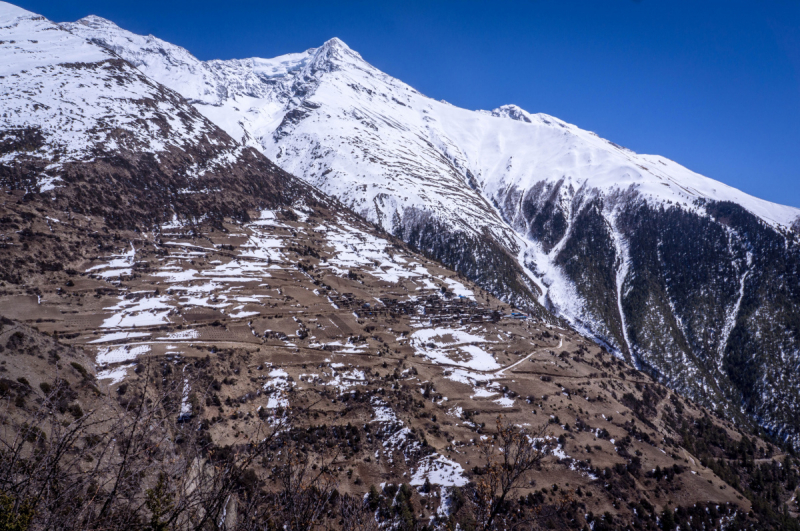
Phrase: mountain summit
[{"left": 487, "top": 104, "right": 536, "bottom": 122}]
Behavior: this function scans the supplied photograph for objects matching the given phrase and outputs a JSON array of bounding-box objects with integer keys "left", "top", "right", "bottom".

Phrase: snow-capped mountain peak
[
  {"left": 74, "top": 14, "right": 118, "bottom": 29},
  {"left": 61, "top": 13, "right": 800, "bottom": 238},
  {"left": 0, "top": 2, "right": 109, "bottom": 77},
  {"left": 300, "top": 37, "right": 369, "bottom": 76},
  {"left": 488, "top": 104, "right": 534, "bottom": 123},
  {"left": 314, "top": 36, "right": 359, "bottom": 59}
]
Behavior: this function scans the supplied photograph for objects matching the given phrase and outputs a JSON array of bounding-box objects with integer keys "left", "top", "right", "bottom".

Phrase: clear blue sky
[{"left": 16, "top": 0, "right": 800, "bottom": 208}]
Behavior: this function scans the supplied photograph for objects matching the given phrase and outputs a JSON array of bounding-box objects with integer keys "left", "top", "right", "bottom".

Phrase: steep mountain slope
[
  {"left": 62, "top": 17, "right": 544, "bottom": 313},
  {"left": 2, "top": 4, "right": 800, "bottom": 529},
  {"left": 63, "top": 16, "right": 800, "bottom": 450},
  {"left": 7, "top": 195, "right": 800, "bottom": 530},
  {"left": 0, "top": 2, "right": 311, "bottom": 241}
]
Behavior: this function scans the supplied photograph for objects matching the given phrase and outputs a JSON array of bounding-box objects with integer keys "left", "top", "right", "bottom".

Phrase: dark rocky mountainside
[{"left": 499, "top": 184, "right": 800, "bottom": 451}]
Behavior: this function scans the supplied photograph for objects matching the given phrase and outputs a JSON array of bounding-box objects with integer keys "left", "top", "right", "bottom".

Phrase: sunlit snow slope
[
  {"left": 0, "top": 2, "right": 310, "bottom": 232},
  {"left": 1, "top": 5, "right": 228, "bottom": 170},
  {"left": 62, "top": 14, "right": 800, "bottom": 448}
]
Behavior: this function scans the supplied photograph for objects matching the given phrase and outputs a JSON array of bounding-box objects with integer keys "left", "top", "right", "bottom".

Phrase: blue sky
[{"left": 17, "top": 0, "right": 800, "bottom": 208}]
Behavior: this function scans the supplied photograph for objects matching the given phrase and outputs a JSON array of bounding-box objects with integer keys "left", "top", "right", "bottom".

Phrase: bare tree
[
  {"left": 0, "top": 362, "right": 287, "bottom": 530},
  {"left": 231, "top": 442, "right": 342, "bottom": 531},
  {"left": 338, "top": 494, "right": 381, "bottom": 531},
  {"left": 0, "top": 359, "right": 383, "bottom": 531},
  {"left": 471, "top": 416, "right": 553, "bottom": 530}
]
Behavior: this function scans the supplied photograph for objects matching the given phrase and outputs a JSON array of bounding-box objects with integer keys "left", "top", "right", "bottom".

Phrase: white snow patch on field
[
  {"left": 493, "top": 396, "right": 516, "bottom": 408},
  {"left": 410, "top": 455, "right": 467, "bottom": 487},
  {"left": 443, "top": 278, "right": 474, "bottom": 300},
  {"left": 411, "top": 328, "right": 489, "bottom": 346},
  {"left": 263, "top": 368, "right": 292, "bottom": 408},
  {"left": 96, "top": 364, "right": 133, "bottom": 384},
  {"left": 410, "top": 328, "right": 500, "bottom": 371},
  {"left": 90, "top": 331, "right": 150, "bottom": 343},
  {"left": 96, "top": 344, "right": 151, "bottom": 364},
  {"left": 164, "top": 329, "right": 199, "bottom": 340}
]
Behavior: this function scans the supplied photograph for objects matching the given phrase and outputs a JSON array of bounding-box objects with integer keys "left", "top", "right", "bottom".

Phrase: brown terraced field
[{"left": 3, "top": 197, "right": 778, "bottom": 528}]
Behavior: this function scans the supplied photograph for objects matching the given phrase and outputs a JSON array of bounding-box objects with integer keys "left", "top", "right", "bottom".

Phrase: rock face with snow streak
[{"left": 64, "top": 16, "right": 800, "bottom": 448}]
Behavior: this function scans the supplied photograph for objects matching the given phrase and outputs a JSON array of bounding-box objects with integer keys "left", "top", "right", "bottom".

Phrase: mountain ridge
[
  {"left": 61, "top": 17, "right": 800, "bottom": 229},
  {"left": 64, "top": 18, "right": 800, "bottom": 228}
]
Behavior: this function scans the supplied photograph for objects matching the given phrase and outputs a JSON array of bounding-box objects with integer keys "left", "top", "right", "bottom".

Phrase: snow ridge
[
  {"left": 1, "top": 5, "right": 221, "bottom": 175},
  {"left": 63, "top": 17, "right": 800, "bottom": 241}
]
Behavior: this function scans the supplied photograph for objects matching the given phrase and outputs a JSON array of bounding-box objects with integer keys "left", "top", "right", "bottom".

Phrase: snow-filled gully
[
  {"left": 717, "top": 251, "right": 753, "bottom": 373},
  {"left": 609, "top": 216, "right": 634, "bottom": 361}
]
